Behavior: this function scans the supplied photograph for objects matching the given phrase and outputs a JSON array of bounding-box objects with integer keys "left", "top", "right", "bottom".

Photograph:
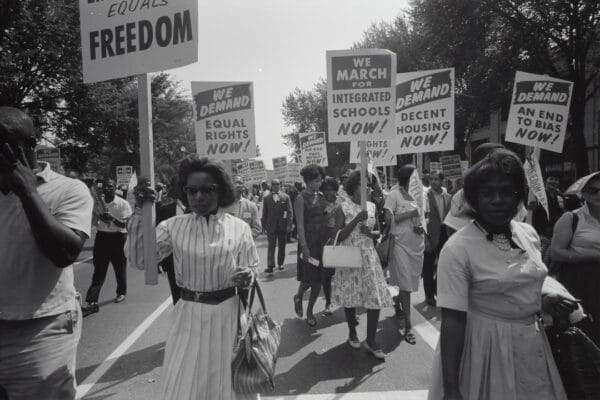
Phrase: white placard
[
  {"left": 192, "top": 82, "right": 256, "bottom": 161},
  {"left": 79, "top": 0, "right": 198, "bottom": 83},
  {"left": 299, "top": 132, "right": 328, "bottom": 166},
  {"left": 286, "top": 163, "right": 302, "bottom": 183},
  {"left": 273, "top": 156, "right": 288, "bottom": 181},
  {"left": 524, "top": 149, "right": 549, "bottom": 219},
  {"left": 349, "top": 140, "right": 396, "bottom": 166},
  {"left": 116, "top": 165, "right": 134, "bottom": 187},
  {"left": 36, "top": 147, "right": 61, "bottom": 171},
  {"left": 327, "top": 49, "right": 397, "bottom": 142}
]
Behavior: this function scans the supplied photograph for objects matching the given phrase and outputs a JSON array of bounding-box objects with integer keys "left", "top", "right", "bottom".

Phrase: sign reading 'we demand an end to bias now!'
[
  {"left": 79, "top": 0, "right": 198, "bottom": 83},
  {"left": 192, "top": 82, "right": 256, "bottom": 161},
  {"left": 327, "top": 49, "right": 397, "bottom": 142}
]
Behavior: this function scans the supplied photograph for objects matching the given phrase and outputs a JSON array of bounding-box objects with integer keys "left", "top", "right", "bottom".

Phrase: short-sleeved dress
[
  {"left": 384, "top": 188, "right": 425, "bottom": 292},
  {"left": 296, "top": 191, "right": 330, "bottom": 283},
  {"left": 331, "top": 201, "right": 392, "bottom": 309},
  {"left": 428, "top": 221, "right": 566, "bottom": 400},
  {"left": 126, "top": 209, "right": 259, "bottom": 400}
]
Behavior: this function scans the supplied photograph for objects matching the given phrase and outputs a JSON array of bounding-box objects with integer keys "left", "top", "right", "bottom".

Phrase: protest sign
[
  {"left": 349, "top": 140, "right": 396, "bottom": 166},
  {"left": 524, "top": 149, "right": 549, "bottom": 219},
  {"left": 36, "top": 147, "right": 61, "bottom": 171},
  {"left": 286, "top": 163, "right": 302, "bottom": 183},
  {"left": 79, "top": 0, "right": 198, "bottom": 83},
  {"left": 460, "top": 160, "right": 469, "bottom": 175},
  {"left": 440, "top": 154, "right": 463, "bottom": 181},
  {"left": 505, "top": 71, "right": 573, "bottom": 153},
  {"left": 236, "top": 160, "right": 250, "bottom": 182},
  {"left": 299, "top": 132, "right": 328, "bottom": 166},
  {"left": 327, "top": 49, "right": 397, "bottom": 142},
  {"left": 273, "top": 156, "right": 288, "bottom": 181},
  {"left": 429, "top": 161, "right": 441, "bottom": 172},
  {"left": 247, "top": 160, "right": 267, "bottom": 186},
  {"left": 408, "top": 169, "right": 427, "bottom": 233},
  {"left": 394, "top": 68, "right": 454, "bottom": 154},
  {"left": 116, "top": 165, "right": 134, "bottom": 187},
  {"left": 192, "top": 82, "right": 256, "bottom": 161}
]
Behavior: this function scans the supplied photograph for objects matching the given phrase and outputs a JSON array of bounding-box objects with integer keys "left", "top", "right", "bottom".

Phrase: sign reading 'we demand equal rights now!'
[{"left": 79, "top": 0, "right": 198, "bottom": 83}]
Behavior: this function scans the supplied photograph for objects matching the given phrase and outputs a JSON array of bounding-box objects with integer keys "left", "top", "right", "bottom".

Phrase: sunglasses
[
  {"left": 184, "top": 184, "right": 218, "bottom": 196},
  {"left": 583, "top": 187, "right": 600, "bottom": 195}
]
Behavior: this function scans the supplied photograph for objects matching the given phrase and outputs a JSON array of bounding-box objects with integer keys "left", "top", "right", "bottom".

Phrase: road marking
[
  {"left": 263, "top": 390, "right": 428, "bottom": 399},
  {"left": 74, "top": 256, "right": 93, "bottom": 265},
  {"left": 410, "top": 306, "right": 440, "bottom": 350},
  {"left": 75, "top": 297, "right": 172, "bottom": 399}
]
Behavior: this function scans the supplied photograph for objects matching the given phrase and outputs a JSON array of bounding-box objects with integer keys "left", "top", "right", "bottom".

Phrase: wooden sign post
[{"left": 360, "top": 141, "right": 368, "bottom": 210}]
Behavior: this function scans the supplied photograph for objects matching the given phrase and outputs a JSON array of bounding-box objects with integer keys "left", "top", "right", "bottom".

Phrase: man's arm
[
  {"left": 286, "top": 194, "right": 293, "bottom": 229},
  {"left": 261, "top": 196, "right": 268, "bottom": 231},
  {"left": 249, "top": 202, "right": 262, "bottom": 238}
]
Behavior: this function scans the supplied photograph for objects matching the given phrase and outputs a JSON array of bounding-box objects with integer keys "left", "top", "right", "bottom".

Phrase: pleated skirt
[{"left": 158, "top": 297, "right": 258, "bottom": 400}]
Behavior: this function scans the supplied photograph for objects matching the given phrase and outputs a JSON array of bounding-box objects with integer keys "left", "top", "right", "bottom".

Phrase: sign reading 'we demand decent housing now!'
[{"left": 79, "top": 0, "right": 198, "bottom": 83}]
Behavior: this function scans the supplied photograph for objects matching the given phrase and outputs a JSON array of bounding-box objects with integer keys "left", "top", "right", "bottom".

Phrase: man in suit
[
  {"left": 423, "top": 170, "right": 452, "bottom": 306},
  {"left": 262, "top": 179, "right": 293, "bottom": 273}
]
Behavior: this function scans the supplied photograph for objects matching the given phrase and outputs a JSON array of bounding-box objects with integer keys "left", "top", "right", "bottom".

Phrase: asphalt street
[{"left": 73, "top": 230, "right": 442, "bottom": 400}]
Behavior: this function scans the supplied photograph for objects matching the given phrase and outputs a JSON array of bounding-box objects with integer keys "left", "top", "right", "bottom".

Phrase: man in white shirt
[
  {"left": 223, "top": 175, "right": 262, "bottom": 238},
  {"left": 82, "top": 178, "right": 132, "bottom": 313}
]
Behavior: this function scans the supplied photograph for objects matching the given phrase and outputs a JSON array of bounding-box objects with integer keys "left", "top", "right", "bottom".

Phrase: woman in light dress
[
  {"left": 331, "top": 171, "right": 392, "bottom": 359},
  {"left": 384, "top": 164, "right": 425, "bottom": 345},
  {"left": 127, "top": 156, "right": 259, "bottom": 400},
  {"left": 429, "top": 149, "right": 577, "bottom": 400}
]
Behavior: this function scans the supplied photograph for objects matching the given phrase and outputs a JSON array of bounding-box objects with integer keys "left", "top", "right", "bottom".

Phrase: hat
[
  {"left": 271, "top": 179, "right": 281, "bottom": 185},
  {"left": 564, "top": 171, "right": 600, "bottom": 196}
]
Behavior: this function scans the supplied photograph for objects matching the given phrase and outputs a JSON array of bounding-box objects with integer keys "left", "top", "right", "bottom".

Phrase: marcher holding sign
[
  {"left": 394, "top": 68, "right": 454, "bottom": 154},
  {"left": 505, "top": 71, "right": 573, "bottom": 153},
  {"left": 327, "top": 49, "right": 397, "bottom": 142},
  {"left": 192, "top": 82, "right": 256, "bottom": 161},
  {"left": 299, "top": 132, "right": 328, "bottom": 166}
]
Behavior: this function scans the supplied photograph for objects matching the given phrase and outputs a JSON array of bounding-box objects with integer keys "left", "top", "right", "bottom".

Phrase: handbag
[
  {"left": 232, "top": 281, "right": 281, "bottom": 394},
  {"left": 376, "top": 226, "right": 394, "bottom": 269},
  {"left": 322, "top": 230, "right": 363, "bottom": 269}
]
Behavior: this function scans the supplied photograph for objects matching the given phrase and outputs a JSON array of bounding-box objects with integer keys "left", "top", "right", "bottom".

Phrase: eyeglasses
[
  {"left": 184, "top": 184, "right": 218, "bottom": 196},
  {"left": 584, "top": 187, "right": 600, "bottom": 195}
]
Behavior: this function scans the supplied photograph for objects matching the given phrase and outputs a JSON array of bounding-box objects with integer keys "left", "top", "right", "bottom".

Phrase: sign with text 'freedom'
[
  {"left": 79, "top": 0, "right": 198, "bottom": 83},
  {"left": 192, "top": 82, "right": 256, "bottom": 161},
  {"left": 327, "top": 49, "right": 396, "bottom": 142},
  {"left": 505, "top": 71, "right": 573, "bottom": 153}
]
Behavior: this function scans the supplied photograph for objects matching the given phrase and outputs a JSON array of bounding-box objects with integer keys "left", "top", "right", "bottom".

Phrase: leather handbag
[
  {"left": 232, "top": 281, "right": 281, "bottom": 394},
  {"left": 376, "top": 227, "right": 394, "bottom": 269},
  {"left": 322, "top": 230, "right": 363, "bottom": 269}
]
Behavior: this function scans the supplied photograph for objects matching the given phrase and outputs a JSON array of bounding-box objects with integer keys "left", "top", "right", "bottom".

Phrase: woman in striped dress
[{"left": 126, "top": 156, "right": 259, "bottom": 400}]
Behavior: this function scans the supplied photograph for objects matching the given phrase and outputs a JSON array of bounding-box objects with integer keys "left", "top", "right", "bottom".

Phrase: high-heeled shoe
[{"left": 362, "top": 341, "right": 385, "bottom": 360}]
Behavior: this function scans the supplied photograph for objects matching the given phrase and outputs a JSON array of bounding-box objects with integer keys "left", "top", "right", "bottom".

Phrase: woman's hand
[
  {"left": 413, "top": 225, "right": 425, "bottom": 235},
  {"left": 542, "top": 293, "right": 580, "bottom": 319},
  {"left": 359, "top": 224, "right": 372, "bottom": 236},
  {"left": 353, "top": 210, "right": 369, "bottom": 224},
  {"left": 134, "top": 177, "right": 157, "bottom": 208},
  {"left": 301, "top": 243, "right": 311, "bottom": 260},
  {"left": 231, "top": 266, "right": 254, "bottom": 288}
]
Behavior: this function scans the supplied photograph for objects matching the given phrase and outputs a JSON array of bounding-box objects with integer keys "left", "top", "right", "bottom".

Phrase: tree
[{"left": 281, "top": 79, "right": 350, "bottom": 176}]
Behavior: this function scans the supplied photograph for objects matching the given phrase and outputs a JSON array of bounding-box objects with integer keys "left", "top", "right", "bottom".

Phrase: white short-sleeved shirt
[
  {"left": 0, "top": 162, "right": 93, "bottom": 320},
  {"left": 437, "top": 221, "right": 547, "bottom": 320},
  {"left": 97, "top": 195, "right": 132, "bottom": 233}
]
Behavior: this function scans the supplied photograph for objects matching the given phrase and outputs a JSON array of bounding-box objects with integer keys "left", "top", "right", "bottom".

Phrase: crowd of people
[{"left": 1, "top": 105, "right": 599, "bottom": 400}]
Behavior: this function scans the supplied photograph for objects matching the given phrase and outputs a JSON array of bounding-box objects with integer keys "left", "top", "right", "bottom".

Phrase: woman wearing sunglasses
[
  {"left": 126, "top": 155, "right": 259, "bottom": 400},
  {"left": 550, "top": 171, "right": 600, "bottom": 346}
]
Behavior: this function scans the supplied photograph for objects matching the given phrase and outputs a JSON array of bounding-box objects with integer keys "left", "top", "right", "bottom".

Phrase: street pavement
[{"left": 73, "top": 231, "right": 442, "bottom": 400}]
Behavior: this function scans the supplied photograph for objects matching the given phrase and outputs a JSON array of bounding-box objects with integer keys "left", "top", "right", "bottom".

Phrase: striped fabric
[{"left": 124, "top": 208, "right": 260, "bottom": 399}]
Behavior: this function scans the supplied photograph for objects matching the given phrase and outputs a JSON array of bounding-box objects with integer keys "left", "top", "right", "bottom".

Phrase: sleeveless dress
[
  {"left": 296, "top": 191, "right": 330, "bottom": 283},
  {"left": 331, "top": 201, "right": 392, "bottom": 309}
]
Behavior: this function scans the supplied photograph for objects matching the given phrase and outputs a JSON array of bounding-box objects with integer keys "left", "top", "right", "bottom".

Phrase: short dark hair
[
  {"left": 463, "top": 149, "right": 527, "bottom": 212},
  {"left": 0, "top": 107, "right": 36, "bottom": 146},
  {"left": 396, "top": 164, "right": 416, "bottom": 187},
  {"left": 472, "top": 143, "right": 505, "bottom": 164},
  {"left": 344, "top": 171, "right": 361, "bottom": 196},
  {"left": 300, "top": 164, "right": 324, "bottom": 183},
  {"left": 320, "top": 176, "right": 339, "bottom": 192},
  {"left": 430, "top": 170, "right": 444, "bottom": 180},
  {"left": 178, "top": 155, "right": 236, "bottom": 208}
]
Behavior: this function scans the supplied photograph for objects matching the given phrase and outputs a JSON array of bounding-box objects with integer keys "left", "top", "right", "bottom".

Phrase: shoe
[
  {"left": 403, "top": 330, "right": 417, "bottom": 345},
  {"left": 362, "top": 341, "right": 386, "bottom": 360},
  {"left": 306, "top": 314, "right": 317, "bottom": 327},
  {"left": 114, "top": 295, "right": 126, "bottom": 303},
  {"left": 264, "top": 267, "right": 274, "bottom": 274},
  {"left": 323, "top": 304, "right": 333, "bottom": 316},
  {"left": 82, "top": 302, "right": 99, "bottom": 314},
  {"left": 277, "top": 265, "right": 285, "bottom": 271},
  {"left": 425, "top": 298, "right": 437, "bottom": 307},
  {"left": 347, "top": 338, "right": 361, "bottom": 349}
]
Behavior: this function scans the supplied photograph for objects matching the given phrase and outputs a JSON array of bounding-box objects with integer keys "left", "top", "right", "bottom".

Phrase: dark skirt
[{"left": 296, "top": 223, "right": 330, "bottom": 284}]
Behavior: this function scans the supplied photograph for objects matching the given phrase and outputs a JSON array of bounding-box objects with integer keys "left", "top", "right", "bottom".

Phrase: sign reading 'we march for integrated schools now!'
[
  {"left": 299, "top": 132, "right": 328, "bottom": 166},
  {"left": 79, "top": 0, "right": 198, "bottom": 83},
  {"left": 394, "top": 68, "right": 454, "bottom": 154},
  {"left": 327, "top": 49, "right": 397, "bottom": 142},
  {"left": 192, "top": 82, "right": 256, "bottom": 161},
  {"left": 505, "top": 71, "right": 573, "bottom": 153}
]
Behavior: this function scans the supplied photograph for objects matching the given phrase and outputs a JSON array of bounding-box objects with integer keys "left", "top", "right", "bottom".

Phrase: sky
[{"left": 170, "top": 0, "right": 409, "bottom": 169}]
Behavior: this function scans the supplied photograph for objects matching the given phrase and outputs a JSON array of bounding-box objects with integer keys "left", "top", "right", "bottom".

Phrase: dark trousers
[
  {"left": 86, "top": 231, "right": 127, "bottom": 303},
  {"left": 267, "top": 228, "right": 288, "bottom": 267},
  {"left": 423, "top": 230, "right": 448, "bottom": 301}
]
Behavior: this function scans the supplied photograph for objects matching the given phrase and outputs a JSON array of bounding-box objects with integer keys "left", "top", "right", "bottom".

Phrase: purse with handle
[
  {"left": 232, "top": 281, "right": 281, "bottom": 394},
  {"left": 322, "top": 230, "right": 363, "bottom": 269}
]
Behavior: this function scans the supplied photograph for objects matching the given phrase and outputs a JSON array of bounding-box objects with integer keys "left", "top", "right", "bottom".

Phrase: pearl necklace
[{"left": 491, "top": 234, "right": 511, "bottom": 251}]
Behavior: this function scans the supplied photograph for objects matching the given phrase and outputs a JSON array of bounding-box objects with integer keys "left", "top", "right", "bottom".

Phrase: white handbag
[{"left": 322, "top": 230, "right": 363, "bottom": 269}]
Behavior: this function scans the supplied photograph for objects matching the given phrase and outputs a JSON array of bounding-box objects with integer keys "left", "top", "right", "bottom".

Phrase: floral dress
[{"left": 331, "top": 201, "right": 393, "bottom": 309}]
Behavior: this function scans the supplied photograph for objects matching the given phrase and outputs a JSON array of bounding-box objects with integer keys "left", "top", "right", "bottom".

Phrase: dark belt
[{"left": 179, "top": 287, "right": 237, "bottom": 305}]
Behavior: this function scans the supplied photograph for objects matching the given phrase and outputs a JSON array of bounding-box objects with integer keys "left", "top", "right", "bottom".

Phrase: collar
[
  {"left": 34, "top": 161, "right": 53, "bottom": 184},
  {"left": 194, "top": 208, "right": 224, "bottom": 221}
]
